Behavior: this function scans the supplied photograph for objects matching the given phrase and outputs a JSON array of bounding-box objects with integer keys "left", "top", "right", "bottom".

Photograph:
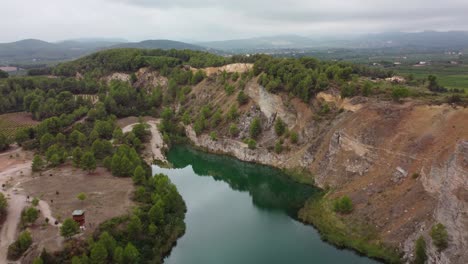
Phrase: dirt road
[
  {"left": 0, "top": 149, "right": 31, "bottom": 263},
  {"left": 122, "top": 120, "right": 167, "bottom": 163}
]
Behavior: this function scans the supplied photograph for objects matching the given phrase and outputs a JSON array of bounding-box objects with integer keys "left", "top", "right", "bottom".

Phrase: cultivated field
[{"left": 0, "top": 112, "right": 38, "bottom": 139}]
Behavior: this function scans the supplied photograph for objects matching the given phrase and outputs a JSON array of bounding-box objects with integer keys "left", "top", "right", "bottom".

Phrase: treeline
[
  {"left": 53, "top": 48, "right": 252, "bottom": 77},
  {"left": 253, "top": 56, "right": 392, "bottom": 102},
  {"left": 0, "top": 77, "right": 99, "bottom": 114}
]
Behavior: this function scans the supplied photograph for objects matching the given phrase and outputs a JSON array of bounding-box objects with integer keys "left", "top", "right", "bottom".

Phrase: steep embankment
[{"left": 175, "top": 68, "right": 466, "bottom": 263}]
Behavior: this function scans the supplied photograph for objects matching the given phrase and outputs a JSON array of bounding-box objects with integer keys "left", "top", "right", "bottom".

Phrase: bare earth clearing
[{"left": 0, "top": 147, "right": 135, "bottom": 262}]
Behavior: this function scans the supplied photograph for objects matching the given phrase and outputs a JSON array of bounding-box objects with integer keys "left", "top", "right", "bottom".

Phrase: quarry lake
[{"left": 152, "top": 145, "right": 377, "bottom": 264}]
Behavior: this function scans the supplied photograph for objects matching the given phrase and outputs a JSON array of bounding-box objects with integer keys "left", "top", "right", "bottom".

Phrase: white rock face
[{"left": 420, "top": 140, "right": 468, "bottom": 264}]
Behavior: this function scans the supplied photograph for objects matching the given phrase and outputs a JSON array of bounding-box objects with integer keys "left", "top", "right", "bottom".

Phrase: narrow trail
[{"left": 0, "top": 154, "right": 30, "bottom": 263}]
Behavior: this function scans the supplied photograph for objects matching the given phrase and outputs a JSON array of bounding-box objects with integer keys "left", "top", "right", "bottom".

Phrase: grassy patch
[
  {"left": 396, "top": 65, "right": 468, "bottom": 91},
  {"left": 283, "top": 167, "right": 315, "bottom": 185},
  {"left": 298, "top": 195, "right": 402, "bottom": 263}
]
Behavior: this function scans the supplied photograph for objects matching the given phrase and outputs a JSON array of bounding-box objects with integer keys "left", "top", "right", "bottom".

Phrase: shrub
[
  {"left": 414, "top": 236, "right": 427, "bottom": 264},
  {"left": 290, "top": 131, "right": 298, "bottom": 144},
  {"left": 333, "top": 196, "right": 353, "bottom": 214},
  {"left": 237, "top": 90, "right": 248, "bottom": 105},
  {"left": 391, "top": 87, "right": 410, "bottom": 101},
  {"left": 21, "top": 207, "right": 39, "bottom": 225},
  {"left": 430, "top": 223, "right": 448, "bottom": 251},
  {"left": 210, "top": 131, "right": 218, "bottom": 141},
  {"left": 7, "top": 231, "right": 32, "bottom": 260},
  {"left": 61, "top": 218, "right": 80, "bottom": 239},
  {"left": 247, "top": 139, "right": 257, "bottom": 150},
  {"left": 0, "top": 192, "right": 7, "bottom": 217},
  {"left": 274, "top": 118, "right": 286, "bottom": 136},
  {"left": 229, "top": 124, "right": 239, "bottom": 137},
  {"left": 225, "top": 84, "right": 235, "bottom": 95},
  {"left": 249, "top": 117, "right": 262, "bottom": 138},
  {"left": 274, "top": 141, "right": 283, "bottom": 154}
]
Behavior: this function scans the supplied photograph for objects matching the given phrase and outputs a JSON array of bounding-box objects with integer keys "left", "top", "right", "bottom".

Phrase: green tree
[
  {"left": 99, "top": 231, "right": 117, "bottom": 256},
  {"left": 132, "top": 166, "right": 146, "bottom": 185},
  {"left": 15, "top": 129, "right": 30, "bottom": 146},
  {"left": 333, "top": 196, "right": 353, "bottom": 214},
  {"left": 430, "top": 223, "right": 448, "bottom": 251},
  {"left": 274, "top": 141, "right": 283, "bottom": 154},
  {"left": 72, "top": 147, "right": 83, "bottom": 167},
  {"left": 0, "top": 133, "right": 8, "bottom": 151},
  {"left": 81, "top": 152, "right": 97, "bottom": 173},
  {"left": 227, "top": 105, "right": 239, "bottom": 120},
  {"left": 0, "top": 192, "right": 7, "bottom": 217},
  {"left": 123, "top": 243, "right": 140, "bottom": 264},
  {"left": 112, "top": 128, "right": 124, "bottom": 143},
  {"left": 249, "top": 117, "right": 262, "bottom": 138},
  {"left": 60, "top": 218, "right": 79, "bottom": 239},
  {"left": 21, "top": 207, "right": 39, "bottom": 225},
  {"left": 32, "top": 197, "right": 39, "bottom": 207},
  {"left": 427, "top": 75, "right": 438, "bottom": 91},
  {"left": 247, "top": 139, "right": 257, "bottom": 150},
  {"left": 40, "top": 133, "right": 55, "bottom": 151},
  {"left": 414, "top": 236, "right": 427, "bottom": 264},
  {"left": 237, "top": 90, "right": 248, "bottom": 105},
  {"left": 132, "top": 123, "right": 149, "bottom": 142},
  {"left": 32, "top": 155, "right": 44, "bottom": 172},
  {"left": 274, "top": 117, "right": 286, "bottom": 136},
  {"left": 49, "top": 154, "right": 61, "bottom": 167},
  {"left": 210, "top": 131, "right": 218, "bottom": 141},
  {"left": 7, "top": 230, "right": 32, "bottom": 260},
  {"left": 90, "top": 242, "right": 108, "bottom": 264},
  {"left": 290, "top": 131, "right": 298, "bottom": 144},
  {"left": 391, "top": 87, "right": 410, "bottom": 101},
  {"left": 127, "top": 215, "right": 142, "bottom": 237},
  {"left": 113, "top": 246, "right": 124, "bottom": 264},
  {"left": 229, "top": 124, "right": 239, "bottom": 137}
]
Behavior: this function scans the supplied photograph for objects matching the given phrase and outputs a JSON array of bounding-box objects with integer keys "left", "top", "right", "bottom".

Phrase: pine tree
[
  {"left": 132, "top": 166, "right": 146, "bottom": 185},
  {"left": 32, "top": 155, "right": 44, "bottom": 172},
  {"left": 249, "top": 117, "right": 262, "bottom": 138},
  {"left": 123, "top": 243, "right": 140, "bottom": 264},
  {"left": 72, "top": 147, "right": 83, "bottom": 167},
  {"left": 81, "top": 151, "right": 96, "bottom": 173},
  {"left": 60, "top": 218, "right": 79, "bottom": 239},
  {"left": 90, "top": 242, "right": 108, "bottom": 264}
]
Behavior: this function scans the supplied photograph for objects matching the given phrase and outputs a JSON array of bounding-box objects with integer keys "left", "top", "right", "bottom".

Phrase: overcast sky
[{"left": 2, "top": 0, "right": 468, "bottom": 42}]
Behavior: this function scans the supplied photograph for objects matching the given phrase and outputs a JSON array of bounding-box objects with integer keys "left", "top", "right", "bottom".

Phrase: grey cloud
[{"left": 1, "top": 0, "right": 467, "bottom": 42}]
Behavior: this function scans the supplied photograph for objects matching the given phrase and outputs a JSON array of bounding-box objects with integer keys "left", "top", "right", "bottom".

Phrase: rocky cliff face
[{"left": 182, "top": 76, "right": 468, "bottom": 263}]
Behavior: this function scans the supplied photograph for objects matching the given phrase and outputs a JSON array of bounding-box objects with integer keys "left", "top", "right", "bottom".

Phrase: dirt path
[
  {"left": 122, "top": 120, "right": 167, "bottom": 163},
  {"left": 0, "top": 149, "right": 31, "bottom": 263}
]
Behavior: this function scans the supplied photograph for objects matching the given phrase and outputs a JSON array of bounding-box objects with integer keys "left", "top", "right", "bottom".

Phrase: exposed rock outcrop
[{"left": 182, "top": 78, "right": 468, "bottom": 263}]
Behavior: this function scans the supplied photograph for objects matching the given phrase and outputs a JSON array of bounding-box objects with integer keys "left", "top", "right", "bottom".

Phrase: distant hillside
[
  {"left": 350, "top": 31, "right": 468, "bottom": 49},
  {"left": 0, "top": 39, "right": 210, "bottom": 65},
  {"left": 199, "top": 35, "right": 319, "bottom": 51},
  {"left": 0, "top": 39, "right": 102, "bottom": 64},
  {"left": 198, "top": 31, "right": 468, "bottom": 52},
  {"left": 113, "top": 39, "right": 206, "bottom": 51}
]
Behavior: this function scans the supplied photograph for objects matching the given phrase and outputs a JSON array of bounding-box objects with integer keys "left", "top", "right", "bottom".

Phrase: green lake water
[{"left": 152, "top": 145, "right": 378, "bottom": 264}]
